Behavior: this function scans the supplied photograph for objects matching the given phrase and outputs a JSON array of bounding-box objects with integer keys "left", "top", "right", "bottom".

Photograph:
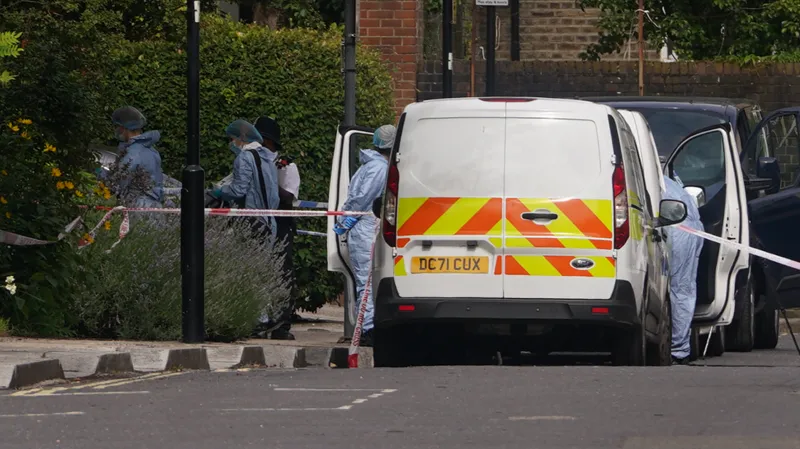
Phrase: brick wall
[
  {"left": 418, "top": 60, "right": 800, "bottom": 112},
  {"left": 418, "top": 60, "right": 800, "bottom": 186},
  {"left": 359, "top": 0, "right": 423, "bottom": 118}
]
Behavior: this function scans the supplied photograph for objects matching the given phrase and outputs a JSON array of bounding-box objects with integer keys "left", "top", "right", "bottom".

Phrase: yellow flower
[
  {"left": 17, "top": 118, "right": 32, "bottom": 125},
  {"left": 82, "top": 233, "right": 94, "bottom": 244},
  {"left": 51, "top": 167, "right": 62, "bottom": 177},
  {"left": 104, "top": 221, "right": 112, "bottom": 231},
  {"left": 0, "top": 196, "right": 6, "bottom": 204},
  {"left": 64, "top": 181, "right": 74, "bottom": 190},
  {"left": 1, "top": 170, "right": 6, "bottom": 176},
  {"left": 7, "top": 122, "right": 19, "bottom": 132},
  {"left": 4, "top": 212, "right": 10, "bottom": 219},
  {"left": 56, "top": 181, "right": 65, "bottom": 190},
  {"left": 44, "top": 143, "right": 56, "bottom": 153},
  {"left": 98, "top": 181, "right": 106, "bottom": 189},
  {"left": 75, "top": 190, "right": 84, "bottom": 198},
  {"left": 20, "top": 131, "right": 31, "bottom": 140},
  {"left": 103, "top": 191, "right": 111, "bottom": 200}
]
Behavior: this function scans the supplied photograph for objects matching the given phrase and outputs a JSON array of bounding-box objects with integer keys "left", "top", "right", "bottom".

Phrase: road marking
[
  {"left": 39, "top": 391, "right": 150, "bottom": 397},
  {"left": 219, "top": 407, "right": 347, "bottom": 412},
  {"left": 368, "top": 393, "right": 384, "bottom": 398},
  {"left": 508, "top": 416, "right": 577, "bottom": 421},
  {"left": 10, "top": 372, "right": 186, "bottom": 397},
  {"left": 352, "top": 398, "right": 368, "bottom": 404},
  {"left": 0, "top": 411, "right": 85, "bottom": 418},
  {"left": 273, "top": 388, "right": 394, "bottom": 392}
]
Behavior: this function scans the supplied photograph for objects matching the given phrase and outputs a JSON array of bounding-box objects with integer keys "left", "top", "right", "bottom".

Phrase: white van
[{"left": 328, "top": 97, "right": 689, "bottom": 367}]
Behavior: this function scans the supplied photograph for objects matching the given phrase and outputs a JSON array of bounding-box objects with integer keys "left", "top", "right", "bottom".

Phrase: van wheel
[
  {"left": 754, "top": 296, "right": 780, "bottom": 350},
  {"left": 646, "top": 296, "right": 672, "bottom": 366},
  {"left": 612, "top": 292, "right": 646, "bottom": 366},
  {"left": 373, "top": 327, "right": 411, "bottom": 368},
  {"left": 726, "top": 281, "right": 755, "bottom": 352}
]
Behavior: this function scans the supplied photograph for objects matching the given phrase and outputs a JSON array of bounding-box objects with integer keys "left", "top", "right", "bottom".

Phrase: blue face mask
[{"left": 229, "top": 141, "right": 241, "bottom": 156}]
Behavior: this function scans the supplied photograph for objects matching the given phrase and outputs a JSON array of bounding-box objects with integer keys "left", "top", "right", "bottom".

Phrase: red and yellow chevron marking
[
  {"left": 505, "top": 198, "right": 612, "bottom": 250},
  {"left": 494, "top": 255, "right": 502, "bottom": 275},
  {"left": 505, "top": 255, "right": 616, "bottom": 278},
  {"left": 397, "top": 197, "right": 503, "bottom": 238},
  {"left": 394, "top": 256, "right": 407, "bottom": 276}
]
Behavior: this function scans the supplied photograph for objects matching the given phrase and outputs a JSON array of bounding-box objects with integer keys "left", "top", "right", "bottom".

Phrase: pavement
[
  {"left": 1, "top": 335, "right": 799, "bottom": 449},
  {"left": 0, "top": 305, "right": 364, "bottom": 390}
]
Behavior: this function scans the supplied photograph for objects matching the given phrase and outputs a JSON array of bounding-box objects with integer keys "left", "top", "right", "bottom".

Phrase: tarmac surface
[{"left": 2, "top": 336, "right": 799, "bottom": 449}]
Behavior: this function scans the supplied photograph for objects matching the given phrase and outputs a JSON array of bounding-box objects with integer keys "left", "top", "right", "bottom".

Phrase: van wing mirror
[{"left": 656, "top": 199, "right": 688, "bottom": 228}]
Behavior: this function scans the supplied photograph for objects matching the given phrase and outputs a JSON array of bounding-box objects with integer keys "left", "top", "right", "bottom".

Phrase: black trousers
[{"left": 274, "top": 216, "right": 296, "bottom": 331}]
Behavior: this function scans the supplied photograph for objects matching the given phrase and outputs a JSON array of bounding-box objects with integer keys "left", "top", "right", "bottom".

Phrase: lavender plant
[{"left": 74, "top": 215, "right": 290, "bottom": 341}]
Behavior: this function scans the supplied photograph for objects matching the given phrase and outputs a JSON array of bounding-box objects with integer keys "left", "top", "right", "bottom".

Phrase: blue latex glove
[
  {"left": 341, "top": 216, "right": 358, "bottom": 230},
  {"left": 333, "top": 223, "right": 347, "bottom": 236},
  {"left": 211, "top": 188, "right": 223, "bottom": 198},
  {"left": 94, "top": 167, "right": 104, "bottom": 177}
]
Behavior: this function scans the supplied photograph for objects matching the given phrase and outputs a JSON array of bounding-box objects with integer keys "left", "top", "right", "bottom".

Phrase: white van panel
[
  {"left": 503, "top": 116, "right": 617, "bottom": 300},
  {"left": 394, "top": 115, "right": 505, "bottom": 299}
]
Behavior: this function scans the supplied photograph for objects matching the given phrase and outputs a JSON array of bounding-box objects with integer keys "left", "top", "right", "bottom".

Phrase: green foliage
[
  {"left": 103, "top": 16, "right": 394, "bottom": 311},
  {"left": 73, "top": 216, "right": 290, "bottom": 341},
  {"left": 0, "top": 31, "right": 22, "bottom": 86},
  {"left": 0, "top": 316, "right": 9, "bottom": 336},
  {"left": 578, "top": 0, "right": 800, "bottom": 61}
]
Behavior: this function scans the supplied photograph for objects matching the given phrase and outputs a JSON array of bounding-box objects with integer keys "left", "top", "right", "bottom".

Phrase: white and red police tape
[{"left": 677, "top": 224, "right": 800, "bottom": 271}]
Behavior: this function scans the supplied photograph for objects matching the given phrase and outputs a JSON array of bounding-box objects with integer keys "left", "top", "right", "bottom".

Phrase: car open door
[
  {"left": 741, "top": 108, "right": 800, "bottom": 308},
  {"left": 327, "top": 125, "right": 374, "bottom": 338},
  {"left": 664, "top": 123, "right": 749, "bottom": 326}
]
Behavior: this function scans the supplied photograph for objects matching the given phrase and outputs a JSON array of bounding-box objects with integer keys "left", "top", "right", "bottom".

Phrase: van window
[
  {"left": 349, "top": 134, "right": 375, "bottom": 179},
  {"left": 671, "top": 131, "right": 726, "bottom": 199},
  {"left": 618, "top": 118, "right": 652, "bottom": 215},
  {"left": 401, "top": 117, "right": 505, "bottom": 197},
  {"left": 505, "top": 118, "right": 602, "bottom": 198}
]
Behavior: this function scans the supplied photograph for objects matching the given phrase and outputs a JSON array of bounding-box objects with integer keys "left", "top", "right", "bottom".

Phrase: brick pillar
[{"left": 359, "top": 0, "right": 423, "bottom": 119}]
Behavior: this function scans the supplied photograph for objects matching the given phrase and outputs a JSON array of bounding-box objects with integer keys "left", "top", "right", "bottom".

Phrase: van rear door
[
  {"left": 503, "top": 109, "right": 617, "bottom": 300},
  {"left": 393, "top": 102, "right": 506, "bottom": 299}
]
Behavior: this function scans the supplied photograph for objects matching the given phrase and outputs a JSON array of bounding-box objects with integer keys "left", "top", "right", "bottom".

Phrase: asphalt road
[{"left": 2, "top": 337, "right": 800, "bottom": 449}]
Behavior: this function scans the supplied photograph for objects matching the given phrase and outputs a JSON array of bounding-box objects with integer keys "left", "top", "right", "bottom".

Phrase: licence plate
[{"left": 410, "top": 256, "right": 489, "bottom": 274}]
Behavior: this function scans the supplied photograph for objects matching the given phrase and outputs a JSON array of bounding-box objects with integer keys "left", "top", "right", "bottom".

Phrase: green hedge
[{"left": 104, "top": 16, "right": 395, "bottom": 312}]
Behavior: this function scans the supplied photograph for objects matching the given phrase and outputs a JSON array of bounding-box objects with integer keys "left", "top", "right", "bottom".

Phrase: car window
[
  {"left": 633, "top": 109, "right": 727, "bottom": 157},
  {"left": 766, "top": 114, "right": 800, "bottom": 188},
  {"left": 670, "top": 130, "right": 727, "bottom": 202},
  {"left": 618, "top": 118, "right": 652, "bottom": 215}
]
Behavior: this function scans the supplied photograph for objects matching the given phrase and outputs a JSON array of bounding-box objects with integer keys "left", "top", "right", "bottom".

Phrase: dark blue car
[{"left": 586, "top": 96, "right": 800, "bottom": 353}]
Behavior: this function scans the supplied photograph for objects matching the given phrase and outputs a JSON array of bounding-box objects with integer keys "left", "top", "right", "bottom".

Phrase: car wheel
[
  {"left": 754, "top": 295, "right": 780, "bottom": 350},
  {"left": 612, "top": 289, "right": 647, "bottom": 366},
  {"left": 647, "top": 294, "right": 672, "bottom": 366},
  {"left": 726, "top": 281, "right": 755, "bottom": 352}
]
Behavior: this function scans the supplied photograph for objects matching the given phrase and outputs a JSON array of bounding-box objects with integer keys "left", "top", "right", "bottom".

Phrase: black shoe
[
  {"left": 360, "top": 329, "right": 374, "bottom": 348},
  {"left": 270, "top": 329, "right": 295, "bottom": 340},
  {"left": 251, "top": 320, "right": 282, "bottom": 338},
  {"left": 671, "top": 355, "right": 691, "bottom": 365}
]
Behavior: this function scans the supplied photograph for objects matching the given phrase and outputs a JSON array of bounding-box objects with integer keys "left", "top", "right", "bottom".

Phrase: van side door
[{"left": 327, "top": 125, "right": 375, "bottom": 337}]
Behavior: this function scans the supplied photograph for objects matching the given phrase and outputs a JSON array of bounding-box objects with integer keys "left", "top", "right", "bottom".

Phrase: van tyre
[
  {"left": 612, "top": 293, "right": 647, "bottom": 366},
  {"left": 726, "top": 281, "right": 755, "bottom": 352},
  {"left": 754, "top": 295, "right": 780, "bottom": 350},
  {"left": 646, "top": 296, "right": 673, "bottom": 366}
]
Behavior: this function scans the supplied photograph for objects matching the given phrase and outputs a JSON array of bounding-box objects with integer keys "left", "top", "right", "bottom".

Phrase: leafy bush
[
  {"left": 73, "top": 215, "right": 290, "bottom": 341},
  {"left": 104, "top": 16, "right": 395, "bottom": 311}
]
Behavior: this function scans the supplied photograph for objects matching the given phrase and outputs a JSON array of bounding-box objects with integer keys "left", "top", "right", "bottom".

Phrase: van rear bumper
[{"left": 373, "top": 278, "right": 638, "bottom": 328}]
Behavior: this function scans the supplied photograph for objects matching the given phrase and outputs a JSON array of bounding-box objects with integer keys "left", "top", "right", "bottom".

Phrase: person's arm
[{"left": 218, "top": 152, "right": 253, "bottom": 201}]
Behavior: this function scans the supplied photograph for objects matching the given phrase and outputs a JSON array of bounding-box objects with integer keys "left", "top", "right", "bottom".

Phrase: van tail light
[
  {"left": 383, "top": 161, "right": 399, "bottom": 247},
  {"left": 612, "top": 163, "right": 629, "bottom": 249}
]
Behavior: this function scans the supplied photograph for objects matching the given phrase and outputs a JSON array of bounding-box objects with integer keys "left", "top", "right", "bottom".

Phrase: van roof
[{"left": 408, "top": 97, "right": 616, "bottom": 116}]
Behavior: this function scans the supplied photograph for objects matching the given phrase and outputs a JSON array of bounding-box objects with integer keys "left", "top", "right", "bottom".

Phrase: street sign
[{"left": 476, "top": 0, "right": 508, "bottom": 5}]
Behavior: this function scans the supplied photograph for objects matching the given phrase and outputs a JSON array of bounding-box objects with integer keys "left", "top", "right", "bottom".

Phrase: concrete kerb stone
[
  {"left": 262, "top": 346, "right": 307, "bottom": 368},
  {"left": 47, "top": 351, "right": 135, "bottom": 378},
  {"left": 3, "top": 359, "right": 65, "bottom": 390},
  {"left": 327, "top": 347, "right": 374, "bottom": 368},
  {"left": 130, "top": 348, "right": 210, "bottom": 372}
]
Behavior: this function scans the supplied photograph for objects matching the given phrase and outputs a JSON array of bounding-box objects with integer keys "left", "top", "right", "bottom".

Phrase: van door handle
[{"left": 522, "top": 212, "right": 558, "bottom": 221}]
